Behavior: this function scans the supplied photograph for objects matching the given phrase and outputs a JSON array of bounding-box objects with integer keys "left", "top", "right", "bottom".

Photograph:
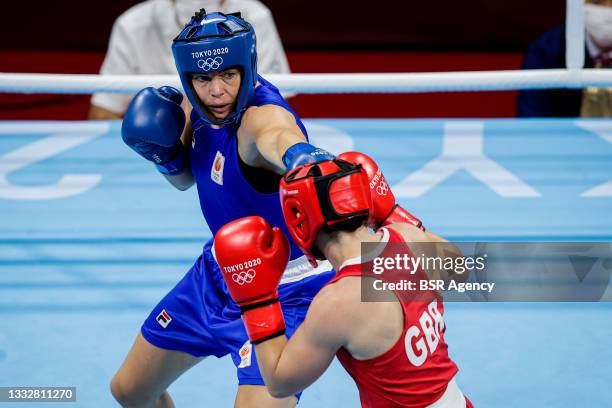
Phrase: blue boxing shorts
[{"left": 141, "top": 239, "right": 334, "bottom": 389}]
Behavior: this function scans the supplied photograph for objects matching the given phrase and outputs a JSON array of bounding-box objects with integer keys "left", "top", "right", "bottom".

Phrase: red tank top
[{"left": 327, "top": 228, "right": 459, "bottom": 408}]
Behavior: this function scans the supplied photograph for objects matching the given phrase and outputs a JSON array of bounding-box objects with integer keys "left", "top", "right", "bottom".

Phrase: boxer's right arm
[
  {"left": 254, "top": 286, "right": 349, "bottom": 398},
  {"left": 214, "top": 216, "right": 290, "bottom": 345},
  {"left": 121, "top": 86, "right": 195, "bottom": 190},
  {"left": 214, "top": 217, "right": 346, "bottom": 397},
  {"left": 237, "top": 105, "right": 334, "bottom": 174}
]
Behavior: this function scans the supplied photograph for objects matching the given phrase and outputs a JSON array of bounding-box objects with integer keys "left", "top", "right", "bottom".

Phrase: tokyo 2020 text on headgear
[
  {"left": 280, "top": 159, "right": 372, "bottom": 267},
  {"left": 172, "top": 9, "right": 257, "bottom": 127}
]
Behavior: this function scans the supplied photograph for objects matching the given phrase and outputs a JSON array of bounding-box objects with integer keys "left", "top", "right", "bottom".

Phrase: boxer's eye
[{"left": 192, "top": 74, "right": 211, "bottom": 83}]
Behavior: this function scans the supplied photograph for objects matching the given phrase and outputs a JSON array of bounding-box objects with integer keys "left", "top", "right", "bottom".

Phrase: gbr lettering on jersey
[{"left": 404, "top": 299, "right": 446, "bottom": 366}]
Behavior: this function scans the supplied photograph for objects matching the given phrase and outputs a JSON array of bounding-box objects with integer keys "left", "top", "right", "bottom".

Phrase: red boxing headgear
[{"left": 280, "top": 159, "right": 372, "bottom": 267}]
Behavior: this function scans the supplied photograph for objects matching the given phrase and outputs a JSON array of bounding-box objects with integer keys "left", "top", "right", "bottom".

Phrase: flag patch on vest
[
  {"left": 211, "top": 151, "right": 225, "bottom": 185},
  {"left": 238, "top": 340, "right": 252, "bottom": 368}
]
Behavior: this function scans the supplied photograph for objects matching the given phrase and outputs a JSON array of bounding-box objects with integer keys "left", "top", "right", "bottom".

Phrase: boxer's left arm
[
  {"left": 254, "top": 287, "right": 349, "bottom": 398},
  {"left": 238, "top": 105, "right": 333, "bottom": 174},
  {"left": 337, "top": 152, "right": 425, "bottom": 231},
  {"left": 387, "top": 223, "right": 467, "bottom": 283}
]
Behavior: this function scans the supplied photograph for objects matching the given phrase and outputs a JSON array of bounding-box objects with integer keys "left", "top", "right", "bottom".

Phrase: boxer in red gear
[{"left": 214, "top": 159, "right": 473, "bottom": 407}]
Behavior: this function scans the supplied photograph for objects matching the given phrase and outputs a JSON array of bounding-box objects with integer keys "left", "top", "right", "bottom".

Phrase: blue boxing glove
[
  {"left": 121, "top": 86, "right": 186, "bottom": 175},
  {"left": 282, "top": 142, "right": 335, "bottom": 170}
]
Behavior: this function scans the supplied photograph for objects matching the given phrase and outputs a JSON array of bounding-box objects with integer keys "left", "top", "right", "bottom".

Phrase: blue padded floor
[{"left": 1, "top": 119, "right": 611, "bottom": 407}]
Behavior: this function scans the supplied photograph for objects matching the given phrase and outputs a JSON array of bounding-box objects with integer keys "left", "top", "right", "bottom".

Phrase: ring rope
[{"left": 1, "top": 69, "right": 612, "bottom": 94}]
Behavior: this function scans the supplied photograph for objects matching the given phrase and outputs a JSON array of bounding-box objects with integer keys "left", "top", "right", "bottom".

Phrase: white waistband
[
  {"left": 211, "top": 242, "right": 332, "bottom": 285},
  {"left": 279, "top": 256, "right": 333, "bottom": 285},
  {"left": 426, "top": 378, "right": 466, "bottom": 408}
]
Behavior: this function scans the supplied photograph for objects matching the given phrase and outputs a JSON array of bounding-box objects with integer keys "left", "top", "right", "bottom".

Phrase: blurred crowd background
[{"left": 0, "top": 0, "right": 566, "bottom": 119}]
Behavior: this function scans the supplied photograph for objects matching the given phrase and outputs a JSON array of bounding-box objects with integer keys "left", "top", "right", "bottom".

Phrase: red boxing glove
[
  {"left": 384, "top": 205, "right": 425, "bottom": 231},
  {"left": 214, "top": 216, "right": 290, "bottom": 344},
  {"left": 338, "top": 152, "right": 424, "bottom": 231}
]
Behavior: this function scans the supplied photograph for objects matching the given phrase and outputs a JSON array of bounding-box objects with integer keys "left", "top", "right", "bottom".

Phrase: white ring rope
[{"left": 1, "top": 69, "right": 611, "bottom": 94}]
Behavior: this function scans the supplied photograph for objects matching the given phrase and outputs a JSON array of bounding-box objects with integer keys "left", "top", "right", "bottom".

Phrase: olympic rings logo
[
  {"left": 376, "top": 179, "right": 389, "bottom": 196},
  {"left": 232, "top": 268, "right": 256, "bottom": 285},
  {"left": 197, "top": 57, "right": 223, "bottom": 71}
]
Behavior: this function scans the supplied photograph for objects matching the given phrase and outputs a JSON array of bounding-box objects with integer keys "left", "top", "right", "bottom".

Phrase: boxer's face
[{"left": 191, "top": 68, "right": 241, "bottom": 121}]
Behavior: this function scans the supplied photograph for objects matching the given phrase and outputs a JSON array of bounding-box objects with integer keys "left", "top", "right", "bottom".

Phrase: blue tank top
[{"left": 189, "top": 75, "right": 309, "bottom": 264}]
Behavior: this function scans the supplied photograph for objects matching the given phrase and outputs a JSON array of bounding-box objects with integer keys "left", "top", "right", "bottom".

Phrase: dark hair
[{"left": 321, "top": 215, "right": 369, "bottom": 234}]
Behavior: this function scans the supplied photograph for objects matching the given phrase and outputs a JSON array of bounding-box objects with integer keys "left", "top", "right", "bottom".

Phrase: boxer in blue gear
[{"left": 114, "top": 9, "right": 335, "bottom": 408}]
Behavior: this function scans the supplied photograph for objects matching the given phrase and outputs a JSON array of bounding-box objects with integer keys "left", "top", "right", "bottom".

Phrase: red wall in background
[
  {"left": 2, "top": 1, "right": 563, "bottom": 51},
  {"left": 0, "top": 50, "right": 523, "bottom": 120},
  {"left": 0, "top": 51, "right": 104, "bottom": 120},
  {"left": 287, "top": 51, "right": 522, "bottom": 118}
]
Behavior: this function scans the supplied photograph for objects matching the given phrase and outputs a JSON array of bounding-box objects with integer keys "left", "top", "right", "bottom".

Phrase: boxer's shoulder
[
  {"left": 385, "top": 223, "right": 428, "bottom": 243},
  {"left": 241, "top": 104, "right": 296, "bottom": 132},
  {"left": 309, "top": 278, "right": 361, "bottom": 324}
]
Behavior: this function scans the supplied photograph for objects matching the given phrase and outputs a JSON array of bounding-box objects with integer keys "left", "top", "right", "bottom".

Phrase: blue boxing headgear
[{"left": 172, "top": 9, "right": 257, "bottom": 127}]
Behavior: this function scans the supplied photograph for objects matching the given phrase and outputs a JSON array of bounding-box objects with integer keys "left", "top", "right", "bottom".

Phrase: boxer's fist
[
  {"left": 121, "top": 86, "right": 186, "bottom": 174},
  {"left": 215, "top": 216, "right": 289, "bottom": 307},
  {"left": 214, "top": 216, "right": 290, "bottom": 343},
  {"left": 383, "top": 205, "right": 425, "bottom": 231},
  {"left": 282, "top": 142, "right": 335, "bottom": 170},
  {"left": 338, "top": 152, "right": 424, "bottom": 230}
]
